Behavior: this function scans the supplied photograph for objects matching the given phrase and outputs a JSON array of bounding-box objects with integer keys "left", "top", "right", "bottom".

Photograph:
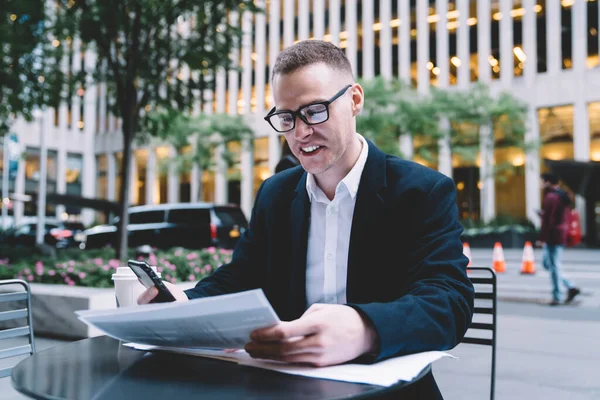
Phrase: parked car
[
  {"left": 83, "top": 203, "right": 248, "bottom": 250},
  {"left": 0, "top": 218, "right": 86, "bottom": 249}
]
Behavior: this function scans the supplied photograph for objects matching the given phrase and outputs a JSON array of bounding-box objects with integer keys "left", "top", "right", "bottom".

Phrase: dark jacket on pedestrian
[
  {"left": 540, "top": 188, "right": 571, "bottom": 245},
  {"left": 186, "top": 139, "right": 474, "bottom": 399}
]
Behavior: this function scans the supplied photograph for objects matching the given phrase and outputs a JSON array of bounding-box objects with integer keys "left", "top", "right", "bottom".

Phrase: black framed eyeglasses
[{"left": 264, "top": 84, "right": 352, "bottom": 133}]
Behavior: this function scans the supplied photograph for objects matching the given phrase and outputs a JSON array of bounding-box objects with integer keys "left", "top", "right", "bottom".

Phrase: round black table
[{"left": 11, "top": 336, "right": 431, "bottom": 400}]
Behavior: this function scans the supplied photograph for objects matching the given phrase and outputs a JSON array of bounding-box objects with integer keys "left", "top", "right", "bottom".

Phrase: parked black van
[{"left": 83, "top": 203, "right": 248, "bottom": 250}]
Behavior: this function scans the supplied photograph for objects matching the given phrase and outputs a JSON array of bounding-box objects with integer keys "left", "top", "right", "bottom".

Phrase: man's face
[{"left": 271, "top": 63, "right": 362, "bottom": 177}]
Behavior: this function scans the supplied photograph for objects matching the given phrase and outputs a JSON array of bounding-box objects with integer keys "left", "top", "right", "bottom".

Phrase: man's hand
[
  {"left": 244, "top": 304, "right": 379, "bottom": 367},
  {"left": 137, "top": 281, "right": 189, "bottom": 304}
]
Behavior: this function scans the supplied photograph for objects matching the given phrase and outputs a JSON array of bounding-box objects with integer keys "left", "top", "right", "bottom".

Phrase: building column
[
  {"left": 574, "top": 99, "right": 590, "bottom": 235},
  {"left": 81, "top": 48, "right": 97, "bottom": 226},
  {"left": 480, "top": 124, "right": 495, "bottom": 223},
  {"left": 240, "top": 139, "right": 254, "bottom": 219},
  {"left": 436, "top": 0, "right": 451, "bottom": 178},
  {"left": 313, "top": 0, "right": 325, "bottom": 39},
  {"left": 457, "top": 0, "right": 470, "bottom": 86},
  {"left": 499, "top": 0, "right": 514, "bottom": 86},
  {"left": 329, "top": 0, "right": 341, "bottom": 45},
  {"left": 283, "top": 0, "right": 294, "bottom": 47},
  {"left": 398, "top": 0, "right": 410, "bottom": 82},
  {"left": 145, "top": 148, "right": 156, "bottom": 205},
  {"left": 167, "top": 147, "right": 179, "bottom": 203},
  {"left": 214, "top": 143, "right": 227, "bottom": 204},
  {"left": 546, "top": 0, "right": 561, "bottom": 75},
  {"left": 13, "top": 154, "right": 26, "bottom": 226},
  {"left": 190, "top": 164, "right": 200, "bottom": 203},
  {"left": 361, "top": 0, "right": 374, "bottom": 79},
  {"left": 55, "top": 128, "right": 67, "bottom": 220},
  {"left": 379, "top": 0, "right": 392, "bottom": 78},
  {"left": 524, "top": 0, "right": 540, "bottom": 228},
  {"left": 345, "top": 0, "right": 357, "bottom": 74},
  {"left": 107, "top": 153, "right": 116, "bottom": 201},
  {"left": 525, "top": 106, "right": 541, "bottom": 227}
]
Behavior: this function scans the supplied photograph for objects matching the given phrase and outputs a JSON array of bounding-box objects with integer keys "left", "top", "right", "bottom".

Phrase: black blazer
[{"left": 186, "top": 139, "right": 474, "bottom": 395}]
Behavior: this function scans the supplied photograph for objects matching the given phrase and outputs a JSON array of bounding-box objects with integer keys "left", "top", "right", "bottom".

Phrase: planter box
[{"left": 461, "top": 227, "right": 538, "bottom": 249}]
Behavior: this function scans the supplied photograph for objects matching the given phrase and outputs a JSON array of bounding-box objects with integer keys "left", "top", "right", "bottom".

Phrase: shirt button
[
  {"left": 326, "top": 253, "right": 334, "bottom": 260},
  {"left": 328, "top": 207, "right": 337, "bottom": 215}
]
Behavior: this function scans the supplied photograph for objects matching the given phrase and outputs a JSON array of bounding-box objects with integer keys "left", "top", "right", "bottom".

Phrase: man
[
  {"left": 139, "top": 40, "right": 474, "bottom": 399},
  {"left": 538, "top": 173, "right": 581, "bottom": 306}
]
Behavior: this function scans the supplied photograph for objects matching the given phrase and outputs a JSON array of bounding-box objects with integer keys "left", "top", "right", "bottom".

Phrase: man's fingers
[
  {"left": 137, "top": 286, "right": 158, "bottom": 305},
  {"left": 251, "top": 318, "right": 321, "bottom": 342},
  {"left": 245, "top": 334, "right": 323, "bottom": 358}
]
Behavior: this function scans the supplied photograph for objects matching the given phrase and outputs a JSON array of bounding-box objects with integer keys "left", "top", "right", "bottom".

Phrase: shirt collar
[{"left": 306, "top": 134, "right": 369, "bottom": 203}]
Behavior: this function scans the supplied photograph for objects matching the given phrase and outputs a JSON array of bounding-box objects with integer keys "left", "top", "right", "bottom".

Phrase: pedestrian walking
[{"left": 537, "top": 173, "right": 581, "bottom": 306}]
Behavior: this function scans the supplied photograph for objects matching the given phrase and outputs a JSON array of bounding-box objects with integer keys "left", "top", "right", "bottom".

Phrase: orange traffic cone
[
  {"left": 520, "top": 241, "right": 536, "bottom": 274},
  {"left": 492, "top": 242, "right": 506, "bottom": 273},
  {"left": 463, "top": 242, "right": 472, "bottom": 267}
]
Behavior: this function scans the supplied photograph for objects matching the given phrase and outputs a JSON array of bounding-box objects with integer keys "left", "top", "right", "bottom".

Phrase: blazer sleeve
[
  {"left": 184, "top": 182, "right": 268, "bottom": 299},
  {"left": 349, "top": 176, "right": 474, "bottom": 362}
]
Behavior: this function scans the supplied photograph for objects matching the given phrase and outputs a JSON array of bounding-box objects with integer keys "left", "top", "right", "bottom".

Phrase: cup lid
[{"left": 112, "top": 266, "right": 159, "bottom": 279}]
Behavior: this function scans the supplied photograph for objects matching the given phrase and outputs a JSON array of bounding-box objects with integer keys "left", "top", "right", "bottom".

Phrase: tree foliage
[
  {"left": 358, "top": 78, "right": 531, "bottom": 176},
  {"left": 43, "top": 0, "right": 260, "bottom": 259},
  {"left": 0, "top": 0, "right": 46, "bottom": 135}
]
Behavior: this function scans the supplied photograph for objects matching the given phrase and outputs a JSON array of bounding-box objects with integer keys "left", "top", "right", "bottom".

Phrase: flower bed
[{"left": 0, "top": 246, "right": 232, "bottom": 288}]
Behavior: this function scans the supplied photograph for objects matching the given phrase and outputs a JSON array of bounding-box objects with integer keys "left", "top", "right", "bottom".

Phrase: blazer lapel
[
  {"left": 347, "top": 139, "right": 387, "bottom": 303},
  {"left": 288, "top": 172, "right": 310, "bottom": 320}
]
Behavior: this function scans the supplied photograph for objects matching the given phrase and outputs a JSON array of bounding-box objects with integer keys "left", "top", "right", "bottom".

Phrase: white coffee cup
[{"left": 112, "top": 266, "right": 161, "bottom": 308}]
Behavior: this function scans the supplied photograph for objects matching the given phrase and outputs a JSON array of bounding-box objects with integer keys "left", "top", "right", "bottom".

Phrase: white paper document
[
  {"left": 76, "top": 289, "right": 280, "bottom": 348},
  {"left": 124, "top": 343, "right": 453, "bottom": 387}
]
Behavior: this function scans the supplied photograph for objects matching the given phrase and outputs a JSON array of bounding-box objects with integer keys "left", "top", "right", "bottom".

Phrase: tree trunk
[{"left": 117, "top": 109, "right": 135, "bottom": 261}]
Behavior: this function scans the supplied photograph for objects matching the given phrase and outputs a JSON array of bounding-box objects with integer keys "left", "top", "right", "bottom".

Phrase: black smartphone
[{"left": 127, "top": 260, "right": 177, "bottom": 303}]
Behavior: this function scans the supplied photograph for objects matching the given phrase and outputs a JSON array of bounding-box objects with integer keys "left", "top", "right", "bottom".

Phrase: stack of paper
[{"left": 76, "top": 289, "right": 454, "bottom": 387}]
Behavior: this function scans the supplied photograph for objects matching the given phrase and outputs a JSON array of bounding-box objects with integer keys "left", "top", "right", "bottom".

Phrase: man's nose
[{"left": 294, "top": 117, "right": 313, "bottom": 140}]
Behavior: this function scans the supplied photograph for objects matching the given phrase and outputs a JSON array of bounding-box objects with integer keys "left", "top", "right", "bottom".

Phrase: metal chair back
[
  {"left": 0, "top": 279, "right": 36, "bottom": 378},
  {"left": 464, "top": 267, "right": 497, "bottom": 400}
]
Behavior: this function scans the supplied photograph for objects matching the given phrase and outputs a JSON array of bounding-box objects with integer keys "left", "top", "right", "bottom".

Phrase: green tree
[
  {"left": 45, "top": 0, "right": 260, "bottom": 259},
  {"left": 357, "top": 77, "right": 440, "bottom": 158},
  {"left": 0, "top": 1, "right": 46, "bottom": 135},
  {"left": 143, "top": 110, "right": 253, "bottom": 201}
]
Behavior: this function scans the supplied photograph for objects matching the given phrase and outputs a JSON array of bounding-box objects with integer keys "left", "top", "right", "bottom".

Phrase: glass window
[
  {"left": 590, "top": 102, "right": 600, "bottom": 161},
  {"left": 214, "top": 207, "right": 248, "bottom": 227},
  {"left": 129, "top": 210, "right": 165, "bottom": 224},
  {"left": 96, "top": 155, "right": 108, "bottom": 200},
  {"left": 167, "top": 208, "right": 210, "bottom": 224}
]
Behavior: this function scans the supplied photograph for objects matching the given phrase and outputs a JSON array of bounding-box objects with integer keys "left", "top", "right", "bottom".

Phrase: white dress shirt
[{"left": 305, "top": 134, "right": 369, "bottom": 307}]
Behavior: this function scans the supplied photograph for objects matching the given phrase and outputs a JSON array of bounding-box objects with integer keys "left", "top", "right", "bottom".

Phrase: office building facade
[{"left": 2, "top": 0, "right": 600, "bottom": 235}]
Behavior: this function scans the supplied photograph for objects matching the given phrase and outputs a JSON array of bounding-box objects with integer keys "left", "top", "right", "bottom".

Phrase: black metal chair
[
  {"left": 464, "top": 267, "right": 497, "bottom": 400},
  {"left": 0, "top": 279, "right": 36, "bottom": 378}
]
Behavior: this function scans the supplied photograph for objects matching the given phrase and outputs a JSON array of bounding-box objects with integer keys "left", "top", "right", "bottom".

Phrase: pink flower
[
  {"left": 149, "top": 254, "right": 157, "bottom": 265},
  {"left": 48, "top": 270, "right": 56, "bottom": 276},
  {"left": 189, "top": 262, "right": 196, "bottom": 267},
  {"left": 219, "top": 248, "right": 228, "bottom": 255},
  {"left": 213, "top": 255, "right": 219, "bottom": 261},
  {"left": 194, "top": 267, "right": 201, "bottom": 273},
  {"left": 68, "top": 260, "right": 75, "bottom": 267},
  {"left": 93, "top": 258, "right": 103, "bottom": 266},
  {"left": 35, "top": 261, "right": 44, "bottom": 269},
  {"left": 205, "top": 265, "right": 213, "bottom": 273},
  {"left": 108, "top": 259, "right": 120, "bottom": 269},
  {"left": 169, "top": 264, "right": 176, "bottom": 271},
  {"left": 0, "top": 258, "right": 8, "bottom": 265},
  {"left": 27, "top": 275, "right": 34, "bottom": 282},
  {"left": 102, "top": 265, "right": 110, "bottom": 271},
  {"left": 79, "top": 272, "right": 87, "bottom": 279},
  {"left": 157, "top": 266, "right": 163, "bottom": 272},
  {"left": 23, "top": 268, "right": 31, "bottom": 275},
  {"left": 188, "top": 274, "right": 196, "bottom": 281},
  {"left": 207, "top": 247, "right": 216, "bottom": 254},
  {"left": 186, "top": 253, "right": 198, "bottom": 260},
  {"left": 68, "top": 281, "right": 75, "bottom": 286},
  {"left": 67, "top": 267, "right": 74, "bottom": 273},
  {"left": 170, "top": 278, "right": 176, "bottom": 284}
]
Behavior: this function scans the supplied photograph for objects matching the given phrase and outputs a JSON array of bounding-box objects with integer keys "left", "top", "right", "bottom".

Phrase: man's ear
[{"left": 351, "top": 83, "right": 364, "bottom": 116}]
